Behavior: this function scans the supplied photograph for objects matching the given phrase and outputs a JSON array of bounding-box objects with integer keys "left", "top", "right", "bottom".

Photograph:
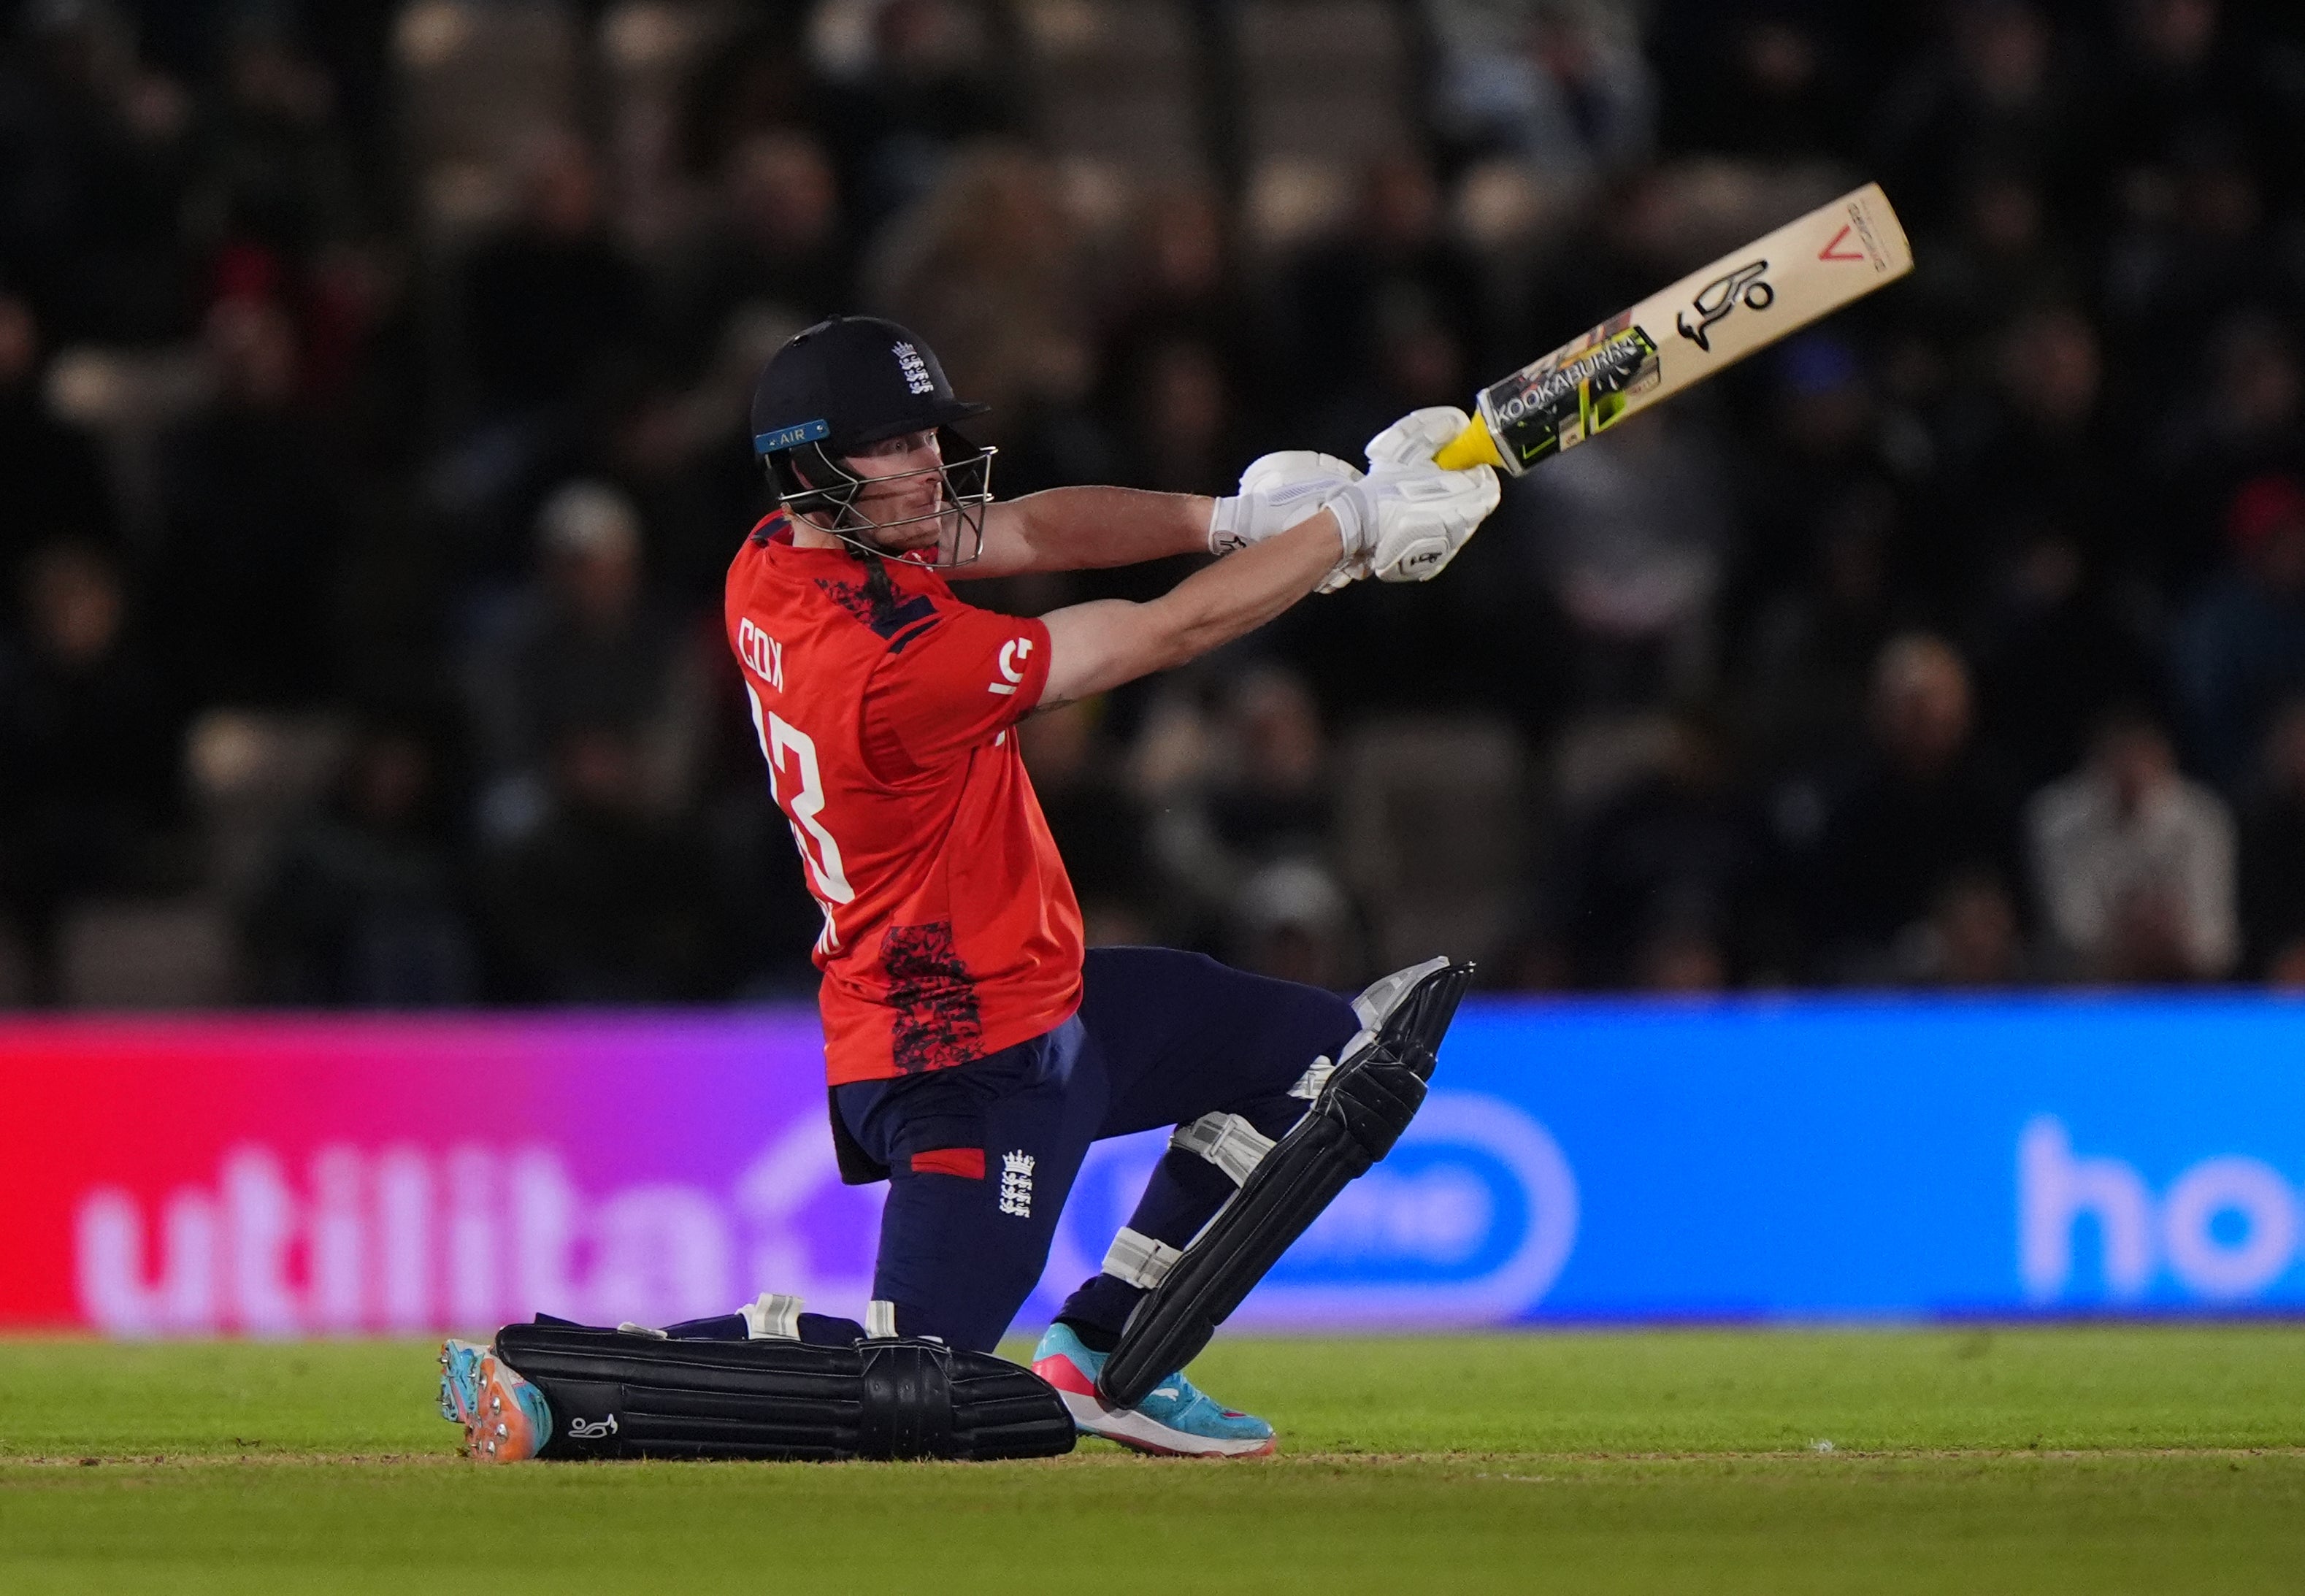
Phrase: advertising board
[{"left": 4, "top": 997, "right": 2300, "bottom": 1335}]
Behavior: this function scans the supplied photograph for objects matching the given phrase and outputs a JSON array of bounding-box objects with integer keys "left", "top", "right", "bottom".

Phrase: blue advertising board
[{"left": 1040, "top": 994, "right": 2305, "bottom": 1327}]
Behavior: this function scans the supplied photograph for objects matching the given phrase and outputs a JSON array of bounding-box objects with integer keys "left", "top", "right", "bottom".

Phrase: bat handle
[{"left": 1433, "top": 416, "right": 1506, "bottom": 472}]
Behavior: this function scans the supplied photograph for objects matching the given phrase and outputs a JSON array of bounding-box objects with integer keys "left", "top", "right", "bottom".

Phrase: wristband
[{"left": 1208, "top": 494, "right": 1247, "bottom": 556}]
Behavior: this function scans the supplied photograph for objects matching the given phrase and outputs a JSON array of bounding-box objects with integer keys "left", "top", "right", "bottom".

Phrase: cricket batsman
[{"left": 441, "top": 315, "right": 1495, "bottom": 1462}]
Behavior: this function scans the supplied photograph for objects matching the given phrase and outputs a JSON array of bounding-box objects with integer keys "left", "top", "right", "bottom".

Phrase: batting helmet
[{"left": 749, "top": 315, "right": 996, "bottom": 567}]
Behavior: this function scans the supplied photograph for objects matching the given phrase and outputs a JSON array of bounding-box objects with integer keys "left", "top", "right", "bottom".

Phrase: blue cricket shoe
[
  {"left": 1031, "top": 1322, "right": 1276, "bottom": 1458},
  {"left": 438, "top": 1338, "right": 553, "bottom": 1462}
]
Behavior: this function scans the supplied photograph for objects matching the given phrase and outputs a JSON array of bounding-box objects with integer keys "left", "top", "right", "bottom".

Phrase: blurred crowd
[{"left": 2, "top": 0, "right": 2304, "bottom": 1008}]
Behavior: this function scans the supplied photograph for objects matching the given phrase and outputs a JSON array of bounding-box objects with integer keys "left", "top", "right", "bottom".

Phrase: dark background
[{"left": 2, "top": 0, "right": 2302, "bottom": 1008}]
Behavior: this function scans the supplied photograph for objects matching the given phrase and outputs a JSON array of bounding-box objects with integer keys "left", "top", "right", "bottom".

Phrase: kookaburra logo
[
  {"left": 1676, "top": 259, "right": 1773, "bottom": 352},
  {"left": 998, "top": 1150, "right": 1035, "bottom": 1218},
  {"left": 567, "top": 1415, "right": 618, "bottom": 1439}
]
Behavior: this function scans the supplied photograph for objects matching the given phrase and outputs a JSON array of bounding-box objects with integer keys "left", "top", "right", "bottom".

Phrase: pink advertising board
[{"left": 0, "top": 1012, "right": 888, "bottom": 1335}]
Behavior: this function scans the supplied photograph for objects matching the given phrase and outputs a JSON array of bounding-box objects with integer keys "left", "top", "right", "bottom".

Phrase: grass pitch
[{"left": 1, "top": 1327, "right": 2299, "bottom": 1594}]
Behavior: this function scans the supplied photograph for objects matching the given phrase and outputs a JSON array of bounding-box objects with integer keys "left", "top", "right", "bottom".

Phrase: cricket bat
[{"left": 1433, "top": 183, "right": 1914, "bottom": 475}]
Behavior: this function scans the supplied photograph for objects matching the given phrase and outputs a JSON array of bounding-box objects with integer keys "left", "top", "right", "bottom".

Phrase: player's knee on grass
[
  {"left": 874, "top": 1171, "right": 1066, "bottom": 1352},
  {"left": 878, "top": 1283, "right": 1035, "bottom": 1354}
]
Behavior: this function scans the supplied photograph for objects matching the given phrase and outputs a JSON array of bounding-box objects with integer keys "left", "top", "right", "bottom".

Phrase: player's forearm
[
  {"left": 1037, "top": 511, "right": 1339, "bottom": 705},
  {"left": 989, "top": 487, "right": 1213, "bottom": 575},
  {"left": 1143, "top": 510, "right": 1338, "bottom": 662}
]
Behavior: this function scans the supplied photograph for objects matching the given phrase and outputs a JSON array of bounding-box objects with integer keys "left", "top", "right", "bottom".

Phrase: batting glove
[
  {"left": 1327, "top": 459, "right": 1501, "bottom": 583},
  {"left": 1365, "top": 406, "right": 1476, "bottom": 469},
  {"left": 1208, "top": 450, "right": 1363, "bottom": 556},
  {"left": 1211, "top": 449, "right": 1371, "bottom": 591}
]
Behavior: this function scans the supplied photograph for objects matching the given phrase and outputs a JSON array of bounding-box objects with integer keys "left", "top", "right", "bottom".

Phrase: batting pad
[
  {"left": 1097, "top": 960, "right": 1475, "bottom": 1411},
  {"left": 493, "top": 1323, "right": 1076, "bottom": 1462}
]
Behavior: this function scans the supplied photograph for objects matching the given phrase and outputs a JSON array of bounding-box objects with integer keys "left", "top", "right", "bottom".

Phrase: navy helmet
[{"left": 749, "top": 315, "right": 995, "bottom": 566}]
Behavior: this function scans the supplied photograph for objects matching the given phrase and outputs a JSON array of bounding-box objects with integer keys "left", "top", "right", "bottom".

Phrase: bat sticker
[
  {"left": 1483, "top": 323, "right": 1661, "bottom": 467},
  {"left": 1817, "top": 225, "right": 1866, "bottom": 262},
  {"left": 1675, "top": 259, "right": 1773, "bottom": 352}
]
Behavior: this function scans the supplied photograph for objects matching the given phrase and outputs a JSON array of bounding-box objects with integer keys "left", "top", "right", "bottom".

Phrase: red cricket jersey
[{"left": 724, "top": 512, "right": 1084, "bottom": 1083}]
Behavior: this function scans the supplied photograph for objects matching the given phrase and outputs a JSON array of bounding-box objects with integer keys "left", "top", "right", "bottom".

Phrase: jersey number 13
[{"left": 746, "top": 686, "right": 854, "bottom": 950}]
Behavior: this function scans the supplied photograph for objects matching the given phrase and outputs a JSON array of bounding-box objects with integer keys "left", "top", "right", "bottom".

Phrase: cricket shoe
[
  {"left": 1030, "top": 1322, "right": 1274, "bottom": 1458},
  {"left": 437, "top": 1338, "right": 553, "bottom": 1462}
]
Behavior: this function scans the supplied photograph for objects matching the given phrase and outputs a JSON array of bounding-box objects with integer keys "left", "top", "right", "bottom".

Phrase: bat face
[{"left": 1454, "top": 184, "right": 1914, "bottom": 477}]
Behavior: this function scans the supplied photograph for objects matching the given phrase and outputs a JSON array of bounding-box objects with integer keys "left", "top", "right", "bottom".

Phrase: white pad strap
[
  {"left": 739, "top": 1291, "right": 803, "bottom": 1340},
  {"left": 1102, "top": 1227, "right": 1183, "bottom": 1290},
  {"left": 864, "top": 1299, "right": 897, "bottom": 1339},
  {"left": 1290, "top": 1049, "right": 1343, "bottom": 1101},
  {"left": 1171, "top": 1111, "right": 1276, "bottom": 1185}
]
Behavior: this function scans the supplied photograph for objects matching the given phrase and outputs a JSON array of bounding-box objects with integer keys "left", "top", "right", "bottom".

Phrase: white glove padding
[
  {"left": 1235, "top": 450, "right": 1368, "bottom": 591},
  {"left": 1208, "top": 450, "right": 1362, "bottom": 556},
  {"left": 1239, "top": 449, "right": 1363, "bottom": 497},
  {"left": 1328, "top": 459, "right": 1501, "bottom": 583},
  {"left": 1365, "top": 406, "right": 1475, "bottom": 469}
]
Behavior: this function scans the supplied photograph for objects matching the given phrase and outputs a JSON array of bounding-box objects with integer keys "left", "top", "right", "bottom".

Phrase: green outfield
[{"left": 1, "top": 1326, "right": 2300, "bottom": 1594}]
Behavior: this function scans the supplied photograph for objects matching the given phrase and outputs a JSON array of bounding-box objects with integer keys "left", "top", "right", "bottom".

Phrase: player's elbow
[
  {"left": 1101, "top": 616, "right": 1197, "bottom": 690},
  {"left": 1097, "top": 593, "right": 1211, "bottom": 681},
  {"left": 1043, "top": 586, "right": 1254, "bottom": 702}
]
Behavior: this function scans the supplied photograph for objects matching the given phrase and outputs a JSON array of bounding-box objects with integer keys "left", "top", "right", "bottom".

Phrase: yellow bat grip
[{"left": 1433, "top": 417, "right": 1506, "bottom": 472}]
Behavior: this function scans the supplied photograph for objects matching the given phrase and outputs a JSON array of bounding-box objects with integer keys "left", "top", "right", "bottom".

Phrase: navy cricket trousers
[{"left": 832, "top": 946, "right": 1361, "bottom": 1353}]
